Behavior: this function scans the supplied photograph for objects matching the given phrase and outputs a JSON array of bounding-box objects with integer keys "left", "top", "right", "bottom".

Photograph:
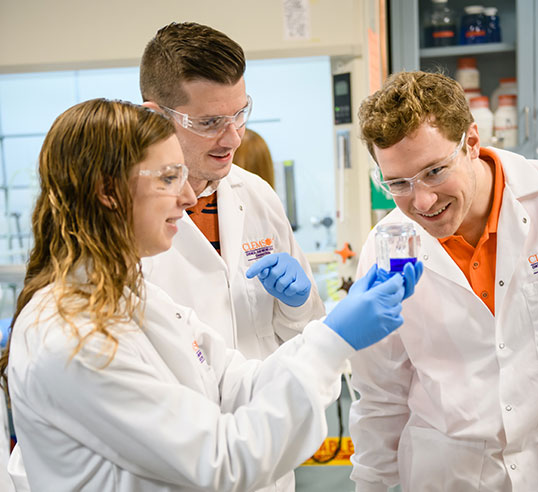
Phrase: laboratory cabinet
[{"left": 389, "top": 0, "right": 538, "bottom": 158}]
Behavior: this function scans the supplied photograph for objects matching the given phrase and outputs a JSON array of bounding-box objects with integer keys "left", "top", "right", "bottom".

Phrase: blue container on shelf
[
  {"left": 484, "top": 7, "right": 501, "bottom": 42},
  {"left": 460, "top": 5, "right": 488, "bottom": 44}
]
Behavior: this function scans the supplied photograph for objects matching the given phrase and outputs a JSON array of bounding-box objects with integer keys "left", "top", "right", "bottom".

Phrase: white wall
[
  {"left": 1, "top": 0, "right": 363, "bottom": 72},
  {"left": 246, "top": 56, "right": 336, "bottom": 252}
]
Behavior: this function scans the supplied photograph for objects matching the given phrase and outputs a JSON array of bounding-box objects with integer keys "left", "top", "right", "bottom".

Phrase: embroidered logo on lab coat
[
  {"left": 242, "top": 237, "right": 275, "bottom": 261},
  {"left": 529, "top": 253, "right": 538, "bottom": 274},
  {"left": 192, "top": 340, "right": 206, "bottom": 364}
]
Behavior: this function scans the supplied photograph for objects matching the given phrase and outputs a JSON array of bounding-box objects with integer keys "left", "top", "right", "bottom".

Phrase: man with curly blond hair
[{"left": 349, "top": 71, "right": 538, "bottom": 491}]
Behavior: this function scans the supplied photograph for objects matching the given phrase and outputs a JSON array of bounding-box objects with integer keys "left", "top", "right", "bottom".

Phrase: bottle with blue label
[
  {"left": 460, "top": 5, "right": 488, "bottom": 44},
  {"left": 484, "top": 7, "right": 501, "bottom": 42}
]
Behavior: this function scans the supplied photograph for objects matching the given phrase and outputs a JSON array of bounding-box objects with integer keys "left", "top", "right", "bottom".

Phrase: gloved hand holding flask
[{"left": 324, "top": 262, "right": 422, "bottom": 350}]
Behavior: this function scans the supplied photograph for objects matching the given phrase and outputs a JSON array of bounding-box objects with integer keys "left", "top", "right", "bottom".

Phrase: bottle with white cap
[
  {"left": 469, "top": 96, "right": 493, "bottom": 147},
  {"left": 494, "top": 94, "right": 518, "bottom": 148}
]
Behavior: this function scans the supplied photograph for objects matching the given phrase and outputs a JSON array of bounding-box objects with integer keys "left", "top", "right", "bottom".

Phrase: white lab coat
[
  {"left": 142, "top": 165, "right": 325, "bottom": 360},
  {"left": 0, "top": 390, "right": 14, "bottom": 492},
  {"left": 8, "top": 279, "right": 351, "bottom": 492},
  {"left": 349, "top": 148, "right": 538, "bottom": 491}
]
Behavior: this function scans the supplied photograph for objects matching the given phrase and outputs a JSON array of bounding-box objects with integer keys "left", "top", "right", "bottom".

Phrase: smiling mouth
[
  {"left": 209, "top": 150, "right": 231, "bottom": 159},
  {"left": 420, "top": 203, "right": 449, "bottom": 218}
]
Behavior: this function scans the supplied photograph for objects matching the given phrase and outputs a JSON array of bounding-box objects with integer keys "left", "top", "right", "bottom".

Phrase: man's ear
[
  {"left": 466, "top": 122, "right": 481, "bottom": 159},
  {"left": 142, "top": 101, "right": 162, "bottom": 113}
]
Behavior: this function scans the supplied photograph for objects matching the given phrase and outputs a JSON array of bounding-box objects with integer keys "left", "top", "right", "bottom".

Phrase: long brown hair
[{"left": 0, "top": 98, "right": 175, "bottom": 383}]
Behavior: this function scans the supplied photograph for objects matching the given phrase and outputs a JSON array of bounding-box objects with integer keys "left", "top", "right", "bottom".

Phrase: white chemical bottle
[
  {"left": 469, "top": 96, "right": 493, "bottom": 147},
  {"left": 494, "top": 94, "right": 518, "bottom": 149},
  {"left": 455, "top": 57, "right": 480, "bottom": 90},
  {"left": 490, "top": 77, "right": 517, "bottom": 112}
]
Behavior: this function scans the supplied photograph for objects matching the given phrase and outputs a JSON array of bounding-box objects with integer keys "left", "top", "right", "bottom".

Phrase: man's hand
[{"left": 246, "top": 253, "right": 311, "bottom": 307}]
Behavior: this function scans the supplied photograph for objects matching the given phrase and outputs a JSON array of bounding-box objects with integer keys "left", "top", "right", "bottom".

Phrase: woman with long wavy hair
[{"left": 0, "top": 98, "right": 419, "bottom": 492}]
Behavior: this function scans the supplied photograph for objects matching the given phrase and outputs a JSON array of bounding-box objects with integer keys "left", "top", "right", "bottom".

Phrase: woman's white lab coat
[
  {"left": 0, "top": 392, "right": 13, "bottom": 492},
  {"left": 8, "top": 280, "right": 351, "bottom": 492},
  {"left": 349, "top": 148, "right": 538, "bottom": 491},
  {"left": 142, "top": 165, "right": 325, "bottom": 360}
]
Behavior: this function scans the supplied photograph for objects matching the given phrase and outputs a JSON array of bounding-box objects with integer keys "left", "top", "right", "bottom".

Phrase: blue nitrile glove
[
  {"left": 245, "top": 252, "right": 311, "bottom": 307},
  {"left": 375, "top": 261, "right": 424, "bottom": 300},
  {"left": 324, "top": 264, "right": 405, "bottom": 350}
]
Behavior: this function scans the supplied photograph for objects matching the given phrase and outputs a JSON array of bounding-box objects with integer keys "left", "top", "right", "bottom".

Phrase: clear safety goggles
[
  {"left": 374, "top": 132, "right": 466, "bottom": 197},
  {"left": 161, "top": 95, "right": 253, "bottom": 138},
  {"left": 138, "top": 163, "right": 189, "bottom": 196}
]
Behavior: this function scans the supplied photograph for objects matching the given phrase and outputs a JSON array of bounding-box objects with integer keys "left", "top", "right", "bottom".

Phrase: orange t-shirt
[
  {"left": 438, "top": 148, "right": 504, "bottom": 315},
  {"left": 187, "top": 192, "right": 221, "bottom": 255}
]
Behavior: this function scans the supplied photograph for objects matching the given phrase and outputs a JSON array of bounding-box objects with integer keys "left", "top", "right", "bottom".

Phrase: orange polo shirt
[
  {"left": 187, "top": 192, "right": 221, "bottom": 255},
  {"left": 438, "top": 148, "right": 504, "bottom": 315}
]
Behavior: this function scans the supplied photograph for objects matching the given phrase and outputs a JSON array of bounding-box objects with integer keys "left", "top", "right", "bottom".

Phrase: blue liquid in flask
[{"left": 389, "top": 257, "right": 417, "bottom": 273}]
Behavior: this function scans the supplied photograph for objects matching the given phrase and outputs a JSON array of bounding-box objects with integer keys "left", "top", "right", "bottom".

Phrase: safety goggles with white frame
[
  {"left": 160, "top": 95, "right": 253, "bottom": 138},
  {"left": 138, "top": 163, "right": 189, "bottom": 196},
  {"left": 373, "top": 132, "right": 466, "bottom": 197}
]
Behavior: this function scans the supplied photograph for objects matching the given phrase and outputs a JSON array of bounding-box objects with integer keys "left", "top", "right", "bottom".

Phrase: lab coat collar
[
  {"left": 416, "top": 221, "right": 472, "bottom": 290},
  {"left": 197, "top": 164, "right": 247, "bottom": 197},
  {"left": 175, "top": 212, "right": 228, "bottom": 269},
  {"left": 197, "top": 180, "right": 220, "bottom": 199},
  {"left": 491, "top": 147, "right": 538, "bottom": 199}
]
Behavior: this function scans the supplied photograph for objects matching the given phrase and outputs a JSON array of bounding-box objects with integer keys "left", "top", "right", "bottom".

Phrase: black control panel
[{"left": 333, "top": 72, "right": 352, "bottom": 125}]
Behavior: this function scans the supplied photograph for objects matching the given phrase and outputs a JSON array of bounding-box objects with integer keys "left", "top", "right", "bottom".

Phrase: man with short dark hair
[
  {"left": 140, "top": 23, "right": 325, "bottom": 492},
  {"left": 349, "top": 70, "right": 538, "bottom": 491}
]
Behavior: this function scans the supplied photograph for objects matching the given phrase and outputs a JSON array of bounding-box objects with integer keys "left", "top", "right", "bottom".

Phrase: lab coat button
[
  {"left": 522, "top": 217, "right": 527, "bottom": 224},
  {"left": 499, "top": 280, "right": 504, "bottom": 286},
  {"left": 423, "top": 254, "right": 429, "bottom": 261},
  {"left": 175, "top": 312, "right": 182, "bottom": 319},
  {"left": 510, "top": 464, "right": 517, "bottom": 470},
  {"left": 239, "top": 205, "right": 244, "bottom": 211},
  {"left": 505, "top": 404, "right": 512, "bottom": 411},
  {"left": 499, "top": 343, "right": 505, "bottom": 349}
]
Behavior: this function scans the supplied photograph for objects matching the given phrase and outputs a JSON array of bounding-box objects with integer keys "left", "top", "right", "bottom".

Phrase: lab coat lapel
[
  {"left": 495, "top": 181, "right": 530, "bottom": 310},
  {"left": 491, "top": 148, "right": 535, "bottom": 310},
  {"left": 217, "top": 175, "right": 245, "bottom": 277},
  {"left": 174, "top": 212, "right": 227, "bottom": 271},
  {"left": 418, "top": 230, "right": 472, "bottom": 290}
]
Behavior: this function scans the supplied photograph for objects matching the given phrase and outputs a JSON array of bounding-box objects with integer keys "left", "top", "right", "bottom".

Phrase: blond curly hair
[{"left": 359, "top": 71, "right": 473, "bottom": 160}]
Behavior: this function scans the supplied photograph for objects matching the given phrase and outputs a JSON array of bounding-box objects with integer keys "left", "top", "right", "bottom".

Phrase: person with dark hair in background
[
  {"left": 349, "top": 70, "right": 538, "bottom": 491},
  {"left": 234, "top": 128, "right": 276, "bottom": 189},
  {"left": 0, "top": 98, "right": 422, "bottom": 492}
]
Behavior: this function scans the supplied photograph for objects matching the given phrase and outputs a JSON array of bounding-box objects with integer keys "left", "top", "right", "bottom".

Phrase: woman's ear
[{"left": 97, "top": 181, "right": 118, "bottom": 210}]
